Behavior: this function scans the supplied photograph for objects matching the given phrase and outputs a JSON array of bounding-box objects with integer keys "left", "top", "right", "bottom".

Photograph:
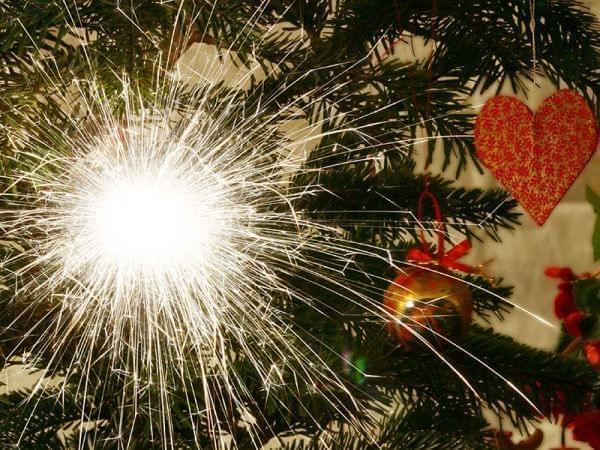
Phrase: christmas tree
[{"left": 0, "top": 1, "right": 599, "bottom": 448}]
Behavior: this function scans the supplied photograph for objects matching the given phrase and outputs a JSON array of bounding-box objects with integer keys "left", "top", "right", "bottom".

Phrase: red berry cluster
[
  {"left": 544, "top": 267, "right": 600, "bottom": 449},
  {"left": 545, "top": 267, "right": 600, "bottom": 370}
]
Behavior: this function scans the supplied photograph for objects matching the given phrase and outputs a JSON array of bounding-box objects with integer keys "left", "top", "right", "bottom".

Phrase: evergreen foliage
[{"left": 1, "top": 0, "right": 599, "bottom": 448}]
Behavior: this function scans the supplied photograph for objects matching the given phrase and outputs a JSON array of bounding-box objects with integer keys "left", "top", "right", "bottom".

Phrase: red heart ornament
[{"left": 474, "top": 90, "right": 597, "bottom": 225}]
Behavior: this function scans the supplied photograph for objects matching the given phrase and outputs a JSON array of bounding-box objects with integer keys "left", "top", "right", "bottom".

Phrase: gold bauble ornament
[{"left": 383, "top": 267, "right": 472, "bottom": 346}]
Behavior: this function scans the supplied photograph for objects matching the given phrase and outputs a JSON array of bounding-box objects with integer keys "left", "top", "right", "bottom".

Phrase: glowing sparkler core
[
  {"left": 48, "top": 126, "right": 248, "bottom": 319},
  {"left": 88, "top": 170, "right": 214, "bottom": 274}
]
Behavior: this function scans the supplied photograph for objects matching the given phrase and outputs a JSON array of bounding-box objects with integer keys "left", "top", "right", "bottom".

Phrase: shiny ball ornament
[{"left": 383, "top": 267, "right": 473, "bottom": 346}]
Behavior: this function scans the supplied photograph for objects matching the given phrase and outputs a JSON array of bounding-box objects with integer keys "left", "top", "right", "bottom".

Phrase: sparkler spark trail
[
  {"left": 0, "top": 2, "right": 552, "bottom": 448},
  {"left": 2, "top": 73, "right": 387, "bottom": 448}
]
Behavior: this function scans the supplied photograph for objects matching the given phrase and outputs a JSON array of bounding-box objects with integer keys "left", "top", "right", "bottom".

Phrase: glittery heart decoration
[{"left": 474, "top": 90, "right": 597, "bottom": 225}]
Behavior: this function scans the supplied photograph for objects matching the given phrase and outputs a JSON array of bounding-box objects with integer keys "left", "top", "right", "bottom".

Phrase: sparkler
[
  {"left": 1, "top": 61, "right": 385, "bottom": 448},
  {"left": 0, "top": 2, "right": 551, "bottom": 448}
]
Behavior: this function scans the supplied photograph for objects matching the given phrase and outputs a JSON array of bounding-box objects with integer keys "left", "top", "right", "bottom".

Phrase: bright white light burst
[
  {"left": 2, "top": 77, "right": 372, "bottom": 447},
  {"left": 65, "top": 130, "right": 230, "bottom": 296},
  {"left": 89, "top": 169, "right": 210, "bottom": 271}
]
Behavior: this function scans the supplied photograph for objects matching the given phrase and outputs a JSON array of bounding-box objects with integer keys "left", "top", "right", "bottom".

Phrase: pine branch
[
  {"left": 0, "top": 386, "right": 83, "bottom": 449},
  {"left": 402, "top": 325, "right": 596, "bottom": 428},
  {"left": 334, "top": 0, "right": 600, "bottom": 102},
  {"left": 280, "top": 402, "right": 489, "bottom": 449},
  {"left": 293, "top": 163, "right": 520, "bottom": 244}
]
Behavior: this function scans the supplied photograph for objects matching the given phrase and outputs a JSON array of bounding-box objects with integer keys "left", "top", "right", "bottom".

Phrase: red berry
[
  {"left": 545, "top": 267, "right": 563, "bottom": 278},
  {"left": 553, "top": 291, "right": 576, "bottom": 319},
  {"left": 584, "top": 341, "right": 600, "bottom": 370},
  {"left": 558, "top": 267, "right": 575, "bottom": 280},
  {"left": 564, "top": 312, "right": 584, "bottom": 337},
  {"left": 558, "top": 282, "right": 573, "bottom": 293},
  {"left": 545, "top": 266, "right": 575, "bottom": 280}
]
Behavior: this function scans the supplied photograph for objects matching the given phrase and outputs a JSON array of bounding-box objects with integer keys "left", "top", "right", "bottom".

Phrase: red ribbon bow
[{"left": 407, "top": 239, "right": 478, "bottom": 274}]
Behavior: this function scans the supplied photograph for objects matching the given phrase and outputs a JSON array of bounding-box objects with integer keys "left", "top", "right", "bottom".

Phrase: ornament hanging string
[
  {"left": 416, "top": 176, "right": 444, "bottom": 257},
  {"left": 408, "top": 178, "right": 480, "bottom": 274},
  {"left": 529, "top": 0, "right": 537, "bottom": 75}
]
